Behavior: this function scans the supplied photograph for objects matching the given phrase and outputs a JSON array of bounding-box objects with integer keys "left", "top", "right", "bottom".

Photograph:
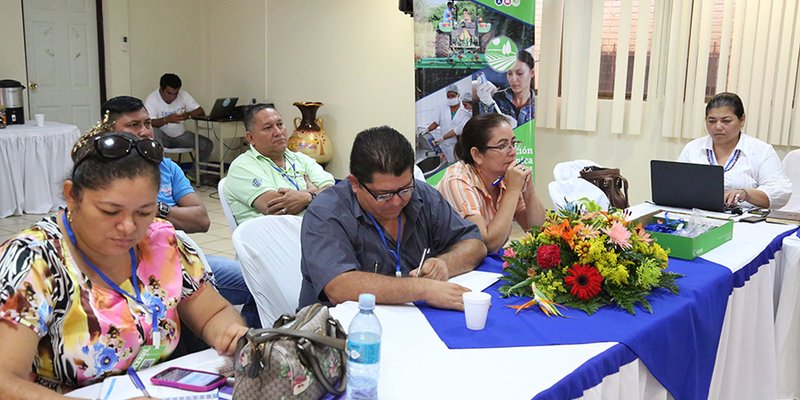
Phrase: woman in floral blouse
[{"left": 0, "top": 130, "right": 248, "bottom": 398}]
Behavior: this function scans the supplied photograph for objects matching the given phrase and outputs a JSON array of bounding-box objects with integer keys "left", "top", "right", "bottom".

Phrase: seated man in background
[
  {"left": 102, "top": 96, "right": 260, "bottom": 328},
  {"left": 225, "top": 104, "right": 335, "bottom": 224},
  {"left": 145, "top": 73, "right": 213, "bottom": 167},
  {"left": 298, "top": 126, "right": 487, "bottom": 311},
  {"left": 104, "top": 96, "right": 210, "bottom": 233}
]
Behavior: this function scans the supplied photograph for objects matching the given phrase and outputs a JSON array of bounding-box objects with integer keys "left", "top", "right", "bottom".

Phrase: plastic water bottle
[{"left": 346, "top": 293, "right": 382, "bottom": 400}]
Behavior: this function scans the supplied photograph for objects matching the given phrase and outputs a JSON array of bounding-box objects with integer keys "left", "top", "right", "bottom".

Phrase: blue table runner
[
  {"left": 420, "top": 228, "right": 798, "bottom": 400},
  {"left": 419, "top": 253, "right": 731, "bottom": 400}
]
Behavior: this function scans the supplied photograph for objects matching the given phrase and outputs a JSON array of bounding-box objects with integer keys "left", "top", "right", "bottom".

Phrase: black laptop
[
  {"left": 650, "top": 160, "right": 725, "bottom": 212},
  {"left": 193, "top": 97, "right": 239, "bottom": 121}
]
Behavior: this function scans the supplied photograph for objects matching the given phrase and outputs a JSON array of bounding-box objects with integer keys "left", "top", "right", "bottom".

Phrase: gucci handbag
[
  {"left": 579, "top": 166, "right": 630, "bottom": 209},
  {"left": 233, "top": 303, "right": 347, "bottom": 399}
]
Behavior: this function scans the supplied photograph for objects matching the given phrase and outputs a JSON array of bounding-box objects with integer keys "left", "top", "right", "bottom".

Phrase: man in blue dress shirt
[{"left": 298, "top": 126, "right": 487, "bottom": 311}]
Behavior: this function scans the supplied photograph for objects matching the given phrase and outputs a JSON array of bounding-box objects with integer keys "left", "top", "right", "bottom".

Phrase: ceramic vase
[{"left": 288, "top": 101, "right": 332, "bottom": 164}]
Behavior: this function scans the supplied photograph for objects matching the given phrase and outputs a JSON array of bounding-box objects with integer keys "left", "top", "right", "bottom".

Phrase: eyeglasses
[
  {"left": 74, "top": 134, "right": 163, "bottom": 168},
  {"left": 485, "top": 139, "right": 520, "bottom": 153},
  {"left": 359, "top": 179, "right": 415, "bottom": 202}
]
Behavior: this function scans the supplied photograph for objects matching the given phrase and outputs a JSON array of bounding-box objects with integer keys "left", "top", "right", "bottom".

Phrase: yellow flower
[{"left": 600, "top": 264, "right": 630, "bottom": 286}]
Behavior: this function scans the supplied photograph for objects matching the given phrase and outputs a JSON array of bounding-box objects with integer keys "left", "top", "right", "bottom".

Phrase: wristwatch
[
  {"left": 157, "top": 201, "right": 171, "bottom": 217},
  {"left": 309, "top": 191, "right": 317, "bottom": 202}
]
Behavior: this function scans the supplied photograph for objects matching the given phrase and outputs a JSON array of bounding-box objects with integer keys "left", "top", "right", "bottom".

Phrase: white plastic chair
[
  {"left": 164, "top": 147, "right": 198, "bottom": 182},
  {"left": 779, "top": 149, "right": 800, "bottom": 212},
  {"left": 413, "top": 164, "right": 426, "bottom": 183},
  {"left": 232, "top": 215, "right": 304, "bottom": 327},
  {"left": 217, "top": 177, "right": 239, "bottom": 234},
  {"left": 548, "top": 159, "right": 611, "bottom": 210}
]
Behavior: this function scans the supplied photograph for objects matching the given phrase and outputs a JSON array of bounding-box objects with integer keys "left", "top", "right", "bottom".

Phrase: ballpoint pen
[
  {"left": 492, "top": 159, "right": 525, "bottom": 187},
  {"left": 127, "top": 367, "right": 152, "bottom": 398},
  {"left": 416, "top": 248, "right": 430, "bottom": 278}
]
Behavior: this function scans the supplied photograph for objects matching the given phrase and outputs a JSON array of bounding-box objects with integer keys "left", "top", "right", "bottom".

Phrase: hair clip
[{"left": 71, "top": 112, "right": 115, "bottom": 161}]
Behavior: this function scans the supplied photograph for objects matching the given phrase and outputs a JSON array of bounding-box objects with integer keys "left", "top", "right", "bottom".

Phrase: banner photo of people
[{"left": 414, "top": 0, "right": 535, "bottom": 185}]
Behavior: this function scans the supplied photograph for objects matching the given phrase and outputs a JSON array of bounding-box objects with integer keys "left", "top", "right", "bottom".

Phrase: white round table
[{"left": 0, "top": 121, "right": 81, "bottom": 218}]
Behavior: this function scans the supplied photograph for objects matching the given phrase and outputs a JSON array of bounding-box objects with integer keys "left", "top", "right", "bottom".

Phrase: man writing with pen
[{"left": 298, "top": 126, "right": 487, "bottom": 311}]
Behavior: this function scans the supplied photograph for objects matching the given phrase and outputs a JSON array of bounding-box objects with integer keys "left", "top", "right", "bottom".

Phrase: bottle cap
[{"left": 358, "top": 293, "right": 376, "bottom": 310}]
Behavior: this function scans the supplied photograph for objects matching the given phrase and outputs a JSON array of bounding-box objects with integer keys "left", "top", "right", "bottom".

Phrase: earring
[{"left": 67, "top": 208, "right": 73, "bottom": 224}]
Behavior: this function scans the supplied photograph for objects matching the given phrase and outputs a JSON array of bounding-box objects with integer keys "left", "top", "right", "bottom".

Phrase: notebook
[
  {"left": 98, "top": 374, "right": 219, "bottom": 400},
  {"left": 650, "top": 160, "right": 725, "bottom": 212},
  {"left": 193, "top": 97, "right": 239, "bottom": 121}
]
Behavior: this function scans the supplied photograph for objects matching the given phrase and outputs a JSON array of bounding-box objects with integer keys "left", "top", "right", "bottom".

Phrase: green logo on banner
[
  {"left": 484, "top": 36, "right": 518, "bottom": 72},
  {"left": 472, "top": 0, "right": 535, "bottom": 24}
]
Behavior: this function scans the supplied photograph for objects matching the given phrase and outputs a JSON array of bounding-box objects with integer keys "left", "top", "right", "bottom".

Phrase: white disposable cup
[
  {"left": 463, "top": 291, "right": 491, "bottom": 330},
  {"left": 35, "top": 114, "right": 44, "bottom": 127}
]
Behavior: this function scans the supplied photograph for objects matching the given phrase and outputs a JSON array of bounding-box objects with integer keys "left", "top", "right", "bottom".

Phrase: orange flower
[
  {"left": 635, "top": 224, "right": 653, "bottom": 244},
  {"left": 544, "top": 219, "right": 581, "bottom": 248}
]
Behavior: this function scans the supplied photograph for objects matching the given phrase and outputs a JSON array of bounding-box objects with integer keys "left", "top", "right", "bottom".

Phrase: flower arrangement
[{"left": 500, "top": 200, "right": 681, "bottom": 315}]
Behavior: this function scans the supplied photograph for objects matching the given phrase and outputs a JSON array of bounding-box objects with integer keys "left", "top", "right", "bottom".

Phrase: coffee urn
[{"left": 0, "top": 80, "right": 26, "bottom": 125}]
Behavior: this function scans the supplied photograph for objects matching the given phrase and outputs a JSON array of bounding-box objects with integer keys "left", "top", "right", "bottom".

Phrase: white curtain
[{"left": 538, "top": 0, "right": 800, "bottom": 146}]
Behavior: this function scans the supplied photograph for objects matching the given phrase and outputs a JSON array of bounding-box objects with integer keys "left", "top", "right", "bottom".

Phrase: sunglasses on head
[{"left": 74, "top": 133, "right": 163, "bottom": 169}]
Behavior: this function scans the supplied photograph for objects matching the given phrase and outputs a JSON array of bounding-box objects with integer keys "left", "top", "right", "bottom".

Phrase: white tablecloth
[
  {"left": 65, "top": 220, "right": 800, "bottom": 400},
  {"left": 775, "top": 232, "right": 800, "bottom": 399},
  {"left": 328, "top": 221, "right": 798, "bottom": 400},
  {"left": 0, "top": 122, "right": 81, "bottom": 217}
]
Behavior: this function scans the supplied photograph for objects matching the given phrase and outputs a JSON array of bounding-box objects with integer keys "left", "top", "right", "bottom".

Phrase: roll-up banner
[{"left": 414, "top": 0, "right": 535, "bottom": 185}]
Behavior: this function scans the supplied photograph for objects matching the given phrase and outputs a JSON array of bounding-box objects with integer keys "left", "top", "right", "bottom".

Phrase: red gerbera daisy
[{"left": 564, "top": 264, "right": 604, "bottom": 300}]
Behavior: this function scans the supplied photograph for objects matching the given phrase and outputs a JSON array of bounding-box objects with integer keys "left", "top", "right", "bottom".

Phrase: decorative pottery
[{"left": 288, "top": 101, "right": 333, "bottom": 164}]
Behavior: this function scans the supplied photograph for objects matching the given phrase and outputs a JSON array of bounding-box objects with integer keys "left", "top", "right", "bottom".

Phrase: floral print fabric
[{"left": 0, "top": 216, "right": 210, "bottom": 390}]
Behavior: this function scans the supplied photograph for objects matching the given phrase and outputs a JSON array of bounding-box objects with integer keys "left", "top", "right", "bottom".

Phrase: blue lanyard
[
  {"left": 366, "top": 214, "right": 403, "bottom": 277},
  {"left": 270, "top": 160, "right": 300, "bottom": 190},
  {"left": 61, "top": 212, "right": 161, "bottom": 347},
  {"left": 706, "top": 148, "right": 741, "bottom": 172}
]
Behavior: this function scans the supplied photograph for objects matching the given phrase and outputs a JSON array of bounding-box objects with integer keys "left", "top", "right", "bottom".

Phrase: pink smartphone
[{"left": 150, "top": 366, "right": 226, "bottom": 392}]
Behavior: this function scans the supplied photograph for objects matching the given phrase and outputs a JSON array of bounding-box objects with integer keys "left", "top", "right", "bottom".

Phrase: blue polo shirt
[
  {"left": 298, "top": 179, "right": 482, "bottom": 308},
  {"left": 158, "top": 158, "right": 194, "bottom": 206}
]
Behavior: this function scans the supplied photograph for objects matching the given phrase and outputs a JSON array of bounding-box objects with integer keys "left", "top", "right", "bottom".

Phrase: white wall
[
  {"left": 103, "top": 0, "right": 267, "bottom": 107},
  {"left": 265, "top": 1, "right": 415, "bottom": 177},
  {"left": 0, "top": 0, "right": 29, "bottom": 113},
  {"left": 205, "top": 1, "right": 267, "bottom": 104},
  {"left": 102, "top": 0, "right": 131, "bottom": 96},
  {"left": 126, "top": 0, "right": 206, "bottom": 102}
]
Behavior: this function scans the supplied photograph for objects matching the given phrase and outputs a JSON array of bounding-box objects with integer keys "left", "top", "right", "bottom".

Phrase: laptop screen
[
  {"left": 650, "top": 160, "right": 725, "bottom": 212},
  {"left": 205, "top": 97, "right": 239, "bottom": 120}
]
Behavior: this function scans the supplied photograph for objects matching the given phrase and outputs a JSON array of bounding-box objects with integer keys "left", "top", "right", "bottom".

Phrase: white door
[{"left": 23, "top": 0, "right": 100, "bottom": 132}]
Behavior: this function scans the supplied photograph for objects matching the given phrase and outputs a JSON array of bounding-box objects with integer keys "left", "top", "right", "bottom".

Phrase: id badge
[{"left": 130, "top": 345, "right": 164, "bottom": 371}]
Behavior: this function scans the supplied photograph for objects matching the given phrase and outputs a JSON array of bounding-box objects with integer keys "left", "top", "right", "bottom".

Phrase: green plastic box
[{"left": 645, "top": 217, "right": 734, "bottom": 260}]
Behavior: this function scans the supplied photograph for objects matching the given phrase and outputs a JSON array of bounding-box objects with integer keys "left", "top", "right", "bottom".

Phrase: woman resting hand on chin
[
  {"left": 677, "top": 92, "right": 791, "bottom": 209},
  {"left": 0, "top": 129, "right": 248, "bottom": 399},
  {"left": 437, "top": 113, "right": 545, "bottom": 253}
]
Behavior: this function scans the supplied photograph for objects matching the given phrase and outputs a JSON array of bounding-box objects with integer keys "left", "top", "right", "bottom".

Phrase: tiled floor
[{"left": 1, "top": 184, "right": 526, "bottom": 257}]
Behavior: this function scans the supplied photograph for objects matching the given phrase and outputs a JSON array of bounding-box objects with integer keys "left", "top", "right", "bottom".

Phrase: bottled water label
[{"left": 348, "top": 340, "right": 380, "bottom": 365}]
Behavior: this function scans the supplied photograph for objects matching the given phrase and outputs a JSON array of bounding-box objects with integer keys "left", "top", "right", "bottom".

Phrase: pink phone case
[{"left": 150, "top": 366, "right": 226, "bottom": 392}]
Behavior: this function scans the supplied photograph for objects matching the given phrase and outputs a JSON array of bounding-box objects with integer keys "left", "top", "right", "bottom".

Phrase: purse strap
[{"left": 249, "top": 327, "right": 346, "bottom": 349}]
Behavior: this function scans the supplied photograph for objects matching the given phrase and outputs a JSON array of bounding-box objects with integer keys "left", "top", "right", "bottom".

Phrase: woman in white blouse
[{"left": 678, "top": 92, "right": 791, "bottom": 209}]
